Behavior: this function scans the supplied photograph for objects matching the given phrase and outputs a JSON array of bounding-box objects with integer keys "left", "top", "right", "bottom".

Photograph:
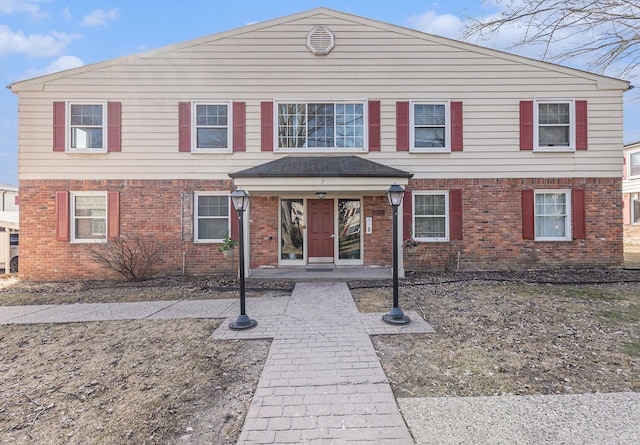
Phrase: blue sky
[{"left": 1, "top": 0, "right": 639, "bottom": 185}]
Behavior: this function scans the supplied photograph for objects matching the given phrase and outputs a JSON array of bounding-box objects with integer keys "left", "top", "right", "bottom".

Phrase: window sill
[
  {"left": 409, "top": 148, "right": 451, "bottom": 154},
  {"left": 533, "top": 147, "right": 575, "bottom": 153},
  {"left": 274, "top": 147, "right": 368, "bottom": 153},
  {"left": 191, "top": 148, "right": 233, "bottom": 154}
]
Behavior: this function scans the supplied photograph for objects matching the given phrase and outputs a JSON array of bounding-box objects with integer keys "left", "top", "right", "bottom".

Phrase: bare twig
[
  {"left": 23, "top": 393, "right": 53, "bottom": 440},
  {"left": 462, "top": 0, "right": 640, "bottom": 76}
]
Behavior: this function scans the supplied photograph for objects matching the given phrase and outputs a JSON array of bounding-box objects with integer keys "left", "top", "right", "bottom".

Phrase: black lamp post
[
  {"left": 382, "top": 184, "right": 411, "bottom": 325},
  {"left": 229, "top": 189, "right": 257, "bottom": 330}
]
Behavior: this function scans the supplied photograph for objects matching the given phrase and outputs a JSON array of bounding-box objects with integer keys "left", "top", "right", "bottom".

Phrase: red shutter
[
  {"left": 520, "top": 101, "right": 534, "bottom": 150},
  {"left": 56, "top": 191, "right": 69, "bottom": 241},
  {"left": 53, "top": 102, "right": 66, "bottom": 152},
  {"left": 261, "top": 101, "right": 274, "bottom": 151},
  {"left": 233, "top": 101, "right": 246, "bottom": 152},
  {"left": 575, "top": 100, "right": 588, "bottom": 150},
  {"left": 229, "top": 198, "right": 239, "bottom": 240},
  {"left": 449, "top": 189, "right": 463, "bottom": 240},
  {"left": 572, "top": 189, "right": 586, "bottom": 239},
  {"left": 402, "top": 189, "right": 412, "bottom": 240},
  {"left": 108, "top": 102, "right": 121, "bottom": 152},
  {"left": 451, "top": 102, "right": 463, "bottom": 152},
  {"left": 396, "top": 101, "right": 410, "bottom": 151},
  {"left": 178, "top": 102, "right": 191, "bottom": 152},
  {"left": 368, "top": 100, "right": 381, "bottom": 151},
  {"left": 107, "top": 191, "right": 120, "bottom": 240},
  {"left": 522, "top": 190, "right": 535, "bottom": 240}
]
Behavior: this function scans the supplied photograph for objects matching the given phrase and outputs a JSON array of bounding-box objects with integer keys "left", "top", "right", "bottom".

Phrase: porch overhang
[{"left": 229, "top": 156, "right": 413, "bottom": 194}]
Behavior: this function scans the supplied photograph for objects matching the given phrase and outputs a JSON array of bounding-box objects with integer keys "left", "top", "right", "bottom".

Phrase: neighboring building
[
  {"left": 0, "top": 184, "right": 19, "bottom": 213},
  {"left": 624, "top": 142, "right": 640, "bottom": 242},
  {"left": 0, "top": 184, "right": 19, "bottom": 273},
  {"left": 9, "top": 8, "right": 630, "bottom": 281}
]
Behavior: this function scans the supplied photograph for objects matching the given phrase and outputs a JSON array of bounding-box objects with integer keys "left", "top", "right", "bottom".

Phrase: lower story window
[
  {"left": 632, "top": 193, "right": 640, "bottom": 225},
  {"left": 71, "top": 192, "right": 107, "bottom": 242},
  {"left": 413, "top": 191, "right": 449, "bottom": 241},
  {"left": 535, "top": 190, "right": 571, "bottom": 240},
  {"left": 195, "top": 194, "right": 229, "bottom": 242}
]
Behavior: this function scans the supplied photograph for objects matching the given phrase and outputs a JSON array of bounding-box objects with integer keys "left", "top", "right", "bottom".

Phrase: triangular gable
[{"left": 9, "top": 7, "right": 629, "bottom": 93}]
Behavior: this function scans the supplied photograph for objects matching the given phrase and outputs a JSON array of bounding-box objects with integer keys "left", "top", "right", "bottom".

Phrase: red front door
[{"left": 308, "top": 199, "right": 334, "bottom": 262}]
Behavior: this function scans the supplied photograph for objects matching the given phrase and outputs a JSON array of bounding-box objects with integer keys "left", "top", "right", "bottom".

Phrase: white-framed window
[
  {"left": 71, "top": 192, "right": 107, "bottom": 242},
  {"left": 411, "top": 101, "right": 450, "bottom": 152},
  {"left": 631, "top": 193, "right": 640, "bottom": 225},
  {"left": 629, "top": 151, "right": 640, "bottom": 178},
  {"left": 275, "top": 101, "right": 366, "bottom": 151},
  {"left": 68, "top": 101, "right": 107, "bottom": 152},
  {"left": 535, "top": 190, "right": 571, "bottom": 240},
  {"left": 413, "top": 191, "right": 449, "bottom": 242},
  {"left": 535, "top": 100, "right": 575, "bottom": 151},
  {"left": 194, "top": 193, "right": 230, "bottom": 242},
  {"left": 193, "top": 102, "right": 231, "bottom": 152}
]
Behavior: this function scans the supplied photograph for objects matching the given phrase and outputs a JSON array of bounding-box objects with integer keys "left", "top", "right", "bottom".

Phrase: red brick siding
[
  {"left": 248, "top": 196, "right": 279, "bottom": 268},
  {"left": 362, "top": 196, "right": 392, "bottom": 267},
  {"left": 19, "top": 177, "right": 622, "bottom": 280},
  {"left": 19, "top": 179, "right": 236, "bottom": 281},
  {"left": 405, "top": 177, "right": 622, "bottom": 271}
]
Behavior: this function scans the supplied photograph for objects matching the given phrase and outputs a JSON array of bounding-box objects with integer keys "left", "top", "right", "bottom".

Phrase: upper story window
[
  {"left": 276, "top": 101, "right": 365, "bottom": 151},
  {"left": 535, "top": 190, "right": 571, "bottom": 241},
  {"left": 193, "top": 102, "right": 231, "bottom": 151},
  {"left": 411, "top": 102, "right": 449, "bottom": 151},
  {"left": 413, "top": 191, "right": 449, "bottom": 242},
  {"left": 194, "top": 193, "right": 230, "bottom": 242},
  {"left": 629, "top": 151, "right": 640, "bottom": 178},
  {"left": 535, "top": 100, "right": 574, "bottom": 150},
  {"left": 69, "top": 102, "right": 106, "bottom": 152},
  {"left": 71, "top": 192, "right": 107, "bottom": 242}
]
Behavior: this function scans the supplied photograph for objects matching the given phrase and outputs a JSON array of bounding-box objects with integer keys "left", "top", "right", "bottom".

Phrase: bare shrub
[{"left": 85, "top": 237, "right": 167, "bottom": 281}]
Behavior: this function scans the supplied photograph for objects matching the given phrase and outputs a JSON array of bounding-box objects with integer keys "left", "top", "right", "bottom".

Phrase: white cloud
[
  {"left": 62, "top": 6, "right": 71, "bottom": 21},
  {"left": 407, "top": 10, "right": 464, "bottom": 39},
  {"left": 81, "top": 8, "right": 120, "bottom": 27},
  {"left": 0, "top": 0, "right": 49, "bottom": 21},
  {"left": 21, "top": 55, "right": 84, "bottom": 79},
  {"left": 0, "top": 25, "right": 78, "bottom": 56}
]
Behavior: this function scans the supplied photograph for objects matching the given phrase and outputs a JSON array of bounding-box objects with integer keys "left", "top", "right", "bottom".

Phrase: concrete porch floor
[{"left": 248, "top": 266, "right": 393, "bottom": 281}]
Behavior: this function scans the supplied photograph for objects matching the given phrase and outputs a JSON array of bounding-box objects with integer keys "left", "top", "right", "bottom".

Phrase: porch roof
[{"left": 229, "top": 156, "right": 412, "bottom": 194}]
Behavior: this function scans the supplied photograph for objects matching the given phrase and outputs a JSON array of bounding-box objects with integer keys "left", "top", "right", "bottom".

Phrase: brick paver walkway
[{"left": 212, "top": 281, "right": 435, "bottom": 444}]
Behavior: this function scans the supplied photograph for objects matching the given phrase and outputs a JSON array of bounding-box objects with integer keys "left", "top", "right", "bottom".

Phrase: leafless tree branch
[{"left": 463, "top": 0, "right": 640, "bottom": 75}]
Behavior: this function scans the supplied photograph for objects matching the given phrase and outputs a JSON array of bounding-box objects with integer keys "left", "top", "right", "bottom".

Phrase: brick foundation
[{"left": 18, "top": 177, "right": 622, "bottom": 281}]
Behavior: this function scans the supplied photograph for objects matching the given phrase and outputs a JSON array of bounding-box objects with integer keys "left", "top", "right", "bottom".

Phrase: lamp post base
[
  {"left": 229, "top": 314, "right": 257, "bottom": 330},
  {"left": 382, "top": 308, "right": 411, "bottom": 325}
]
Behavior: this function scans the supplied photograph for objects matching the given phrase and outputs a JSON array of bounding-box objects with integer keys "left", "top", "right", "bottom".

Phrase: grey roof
[{"left": 229, "top": 156, "right": 413, "bottom": 179}]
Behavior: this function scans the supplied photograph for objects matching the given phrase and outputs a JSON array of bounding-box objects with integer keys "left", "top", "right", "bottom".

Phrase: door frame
[{"left": 278, "top": 195, "right": 364, "bottom": 266}]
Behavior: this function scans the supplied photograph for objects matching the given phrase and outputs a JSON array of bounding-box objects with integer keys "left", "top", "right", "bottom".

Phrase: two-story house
[
  {"left": 624, "top": 142, "right": 640, "bottom": 242},
  {"left": 9, "top": 8, "right": 629, "bottom": 281}
]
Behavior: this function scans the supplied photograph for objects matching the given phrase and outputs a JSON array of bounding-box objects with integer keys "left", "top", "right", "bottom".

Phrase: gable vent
[{"left": 307, "top": 26, "right": 335, "bottom": 55}]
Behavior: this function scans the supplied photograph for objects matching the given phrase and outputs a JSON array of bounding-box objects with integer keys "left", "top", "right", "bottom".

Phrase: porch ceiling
[{"left": 229, "top": 156, "right": 412, "bottom": 193}]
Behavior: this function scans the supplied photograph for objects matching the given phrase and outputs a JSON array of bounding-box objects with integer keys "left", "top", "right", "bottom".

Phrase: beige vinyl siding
[{"left": 14, "top": 11, "right": 626, "bottom": 181}]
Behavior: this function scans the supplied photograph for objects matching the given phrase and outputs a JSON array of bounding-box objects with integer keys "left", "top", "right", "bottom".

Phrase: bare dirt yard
[{"left": 1, "top": 269, "right": 639, "bottom": 444}]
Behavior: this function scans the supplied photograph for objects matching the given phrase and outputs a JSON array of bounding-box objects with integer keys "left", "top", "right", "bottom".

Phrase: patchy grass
[
  {"left": 0, "top": 319, "right": 270, "bottom": 444},
  {"left": 355, "top": 280, "right": 640, "bottom": 398}
]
